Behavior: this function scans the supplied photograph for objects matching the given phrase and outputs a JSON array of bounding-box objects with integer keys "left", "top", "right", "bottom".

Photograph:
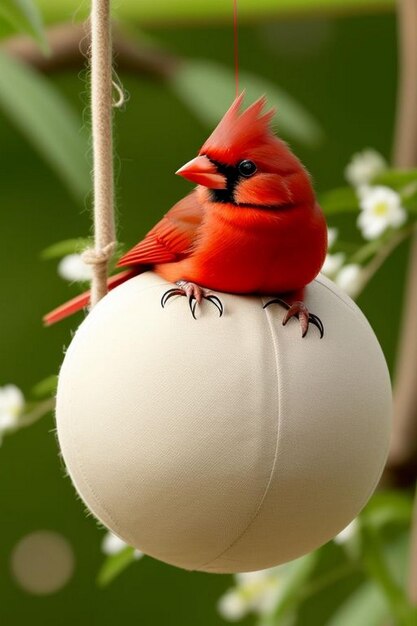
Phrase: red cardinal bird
[{"left": 44, "top": 94, "right": 327, "bottom": 337}]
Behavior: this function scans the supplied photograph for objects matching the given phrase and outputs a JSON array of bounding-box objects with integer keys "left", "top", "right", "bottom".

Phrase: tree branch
[
  {"left": 386, "top": 0, "right": 417, "bottom": 483},
  {"left": 389, "top": 0, "right": 417, "bottom": 606},
  {"left": 0, "top": 22, "right": 179, "bottom": 78}
]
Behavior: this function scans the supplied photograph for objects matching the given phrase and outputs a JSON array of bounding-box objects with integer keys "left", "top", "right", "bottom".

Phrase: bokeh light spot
[{"left": 10, "top": 530, "right": 75, "bottom": 595}]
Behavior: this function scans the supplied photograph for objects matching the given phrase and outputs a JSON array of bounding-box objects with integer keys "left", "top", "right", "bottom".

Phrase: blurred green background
[{"left": 0, "top": 1, "right": 414, "bottom": 625}]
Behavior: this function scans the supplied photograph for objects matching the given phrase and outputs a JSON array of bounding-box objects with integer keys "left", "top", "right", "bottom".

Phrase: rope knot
[{"left": 82, "top": 241, "right": 116, "bottom": 266}]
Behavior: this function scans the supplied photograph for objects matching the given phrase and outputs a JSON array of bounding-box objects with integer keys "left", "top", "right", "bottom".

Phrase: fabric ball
[{"left": 56, "top": 272, "right": 391, "bottom": 573}]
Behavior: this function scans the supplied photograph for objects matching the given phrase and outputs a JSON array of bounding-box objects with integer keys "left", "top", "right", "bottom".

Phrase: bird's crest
[{"left": 200, "top": 93, "right": 276, "bottom": 163}]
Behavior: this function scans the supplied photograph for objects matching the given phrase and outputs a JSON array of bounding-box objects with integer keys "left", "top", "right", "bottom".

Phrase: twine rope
[{"left": 84, "top": 0, "right": 116, "bottom": 307}]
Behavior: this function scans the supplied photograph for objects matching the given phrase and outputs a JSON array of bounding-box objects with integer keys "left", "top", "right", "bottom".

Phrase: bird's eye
[{"left": 238, "top": 160, "right": 257, "bottom": 177}]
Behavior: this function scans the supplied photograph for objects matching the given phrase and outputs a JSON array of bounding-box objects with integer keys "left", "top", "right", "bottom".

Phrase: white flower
[
  {"left": 217, "top": 590, "right": 247, "bottom": 622},
  {"left": 327, "top": 227, "right": 338, "bottom": 250},
  {"left": 345, "top": 149, "right": 387, "bottom": 188},
  {"left": 101, "top": 532, "right": 127, "bottom": 555},
  {"left": 218, "top": 567, "right": 284, "bottom": 621},
  {"left": 0, "top": 385, "right": 25, "bottom": 440},
  {"left": 235, "top": 569, "right": 273, "bottom": 585},
  {"left": 101, "top": 531, "right": 143, "bottom": 560},
  {"left": 58, "top": 254, "right": 92, "bottom": 282},
  {"left": 323, "top": 228, "right": 345, "bottom": 278},
  {"left": 357, "top": 186, "right": 406, "bottom": 240},
  {"left": 322, "top": 252, "right": 345, "bottom": 278},
  {"left": 334, "top": 519, "right": 359, "bottom": 545},
  {"left": 335, "top": 264, "right": 363, "bottom": 298},
  {"left": 132, "top": 549, "right": 144, "bottom": 560}
]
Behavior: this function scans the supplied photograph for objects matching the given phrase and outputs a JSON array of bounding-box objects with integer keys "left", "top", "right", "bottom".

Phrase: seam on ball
[
  {"left": 352, "top": 427, "right": 391, "bottom": 518},
  {"left": 196, "top": 298, "right": 283, "bottom": 571}
]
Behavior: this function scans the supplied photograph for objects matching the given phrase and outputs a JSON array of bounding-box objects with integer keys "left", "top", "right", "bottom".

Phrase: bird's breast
[{"left": 157, "top": 203, "right": 327, "bottom": 295}]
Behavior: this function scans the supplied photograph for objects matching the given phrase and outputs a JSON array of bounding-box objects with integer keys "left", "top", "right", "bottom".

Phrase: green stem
[
  {"left": 354, "top": 224, "right": 416, "bottom": 297},
  {"left": 16, "top": 396, "right": 55, "bottom": 430},
  {"left": 350, "top": 237, "right": 392, "bottom": 265},
  {"left": 299, "top": 561, "right": 360, "bottom": 600}
]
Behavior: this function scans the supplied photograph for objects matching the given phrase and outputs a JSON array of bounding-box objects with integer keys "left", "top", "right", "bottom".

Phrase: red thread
[{"left": 233, "top": 0, "right": 239, "bottom": 97}]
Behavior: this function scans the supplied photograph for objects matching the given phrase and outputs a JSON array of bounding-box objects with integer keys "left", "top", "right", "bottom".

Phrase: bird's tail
[{"left": 43, "top": 269, "right": 138, "bottom": 326}]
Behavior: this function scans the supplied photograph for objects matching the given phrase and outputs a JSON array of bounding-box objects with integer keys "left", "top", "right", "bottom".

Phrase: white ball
[{"left": 56, "top": 272, "right": 391, "bottom": 573}]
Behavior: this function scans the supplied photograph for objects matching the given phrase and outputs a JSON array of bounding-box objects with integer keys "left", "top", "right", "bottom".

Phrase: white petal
[
  {"left": 235, "top": 570, "right": 270, "bottom": 585},
  {"left": 133, "top": 549, "right": 144, "bottom": 560},
  {"left": 322, "top": 253, "right": 345, "bottom": 278},
  {"left": 58, "top": 254, "right": 92, "bottom": 282},
  {"left": 359, "top": 186, "right": 401, "bottom": 213},
  {"left": 356, "top": 184, "right": 373, "bottom": 200},
  {"left": 233, "top": 568, "right": 285, "bottom": 617},
  {"left": 218, "top": 591, "right": 248, "bottom": 621},
  {"left": 335, "top": 264, "right": 363, "bottom": 297},
  {"left": 389, "top": 205, "right": 407, "bottom": 228},
  {"left": 101, "top": 532, "right": 128, "bottom": 555},
  {"left": 357, "top": 211, "right": 387, "bottom": 240},
  {"left": 334, "top": 519, "right": 359, "bottom": 544},
  {"left": 0, "top": 385, "right": 25, "bottom": 418},
  {"left": 0, "top": 413, "right": 18, "bottom": 431},
  {"left": 252, "top": 579, "right": 283, "bottom": 615},
  {"left": 327, "top": 227, "right": 338, "bottom": 250},
  {"left": 345, "top": 149, "right": 387, "bottom": 187}
]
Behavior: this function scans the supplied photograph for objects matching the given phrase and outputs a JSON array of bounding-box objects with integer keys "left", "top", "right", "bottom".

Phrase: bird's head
[{"left": 176, "top": 93, "right": 314, "bottom": 210}]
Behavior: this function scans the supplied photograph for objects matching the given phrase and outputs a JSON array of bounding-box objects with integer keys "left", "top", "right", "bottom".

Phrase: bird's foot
[
  {"left": 263, "top": 298, "right": 324, "bottom": 339},
  {"left": 161, "top": 281, "right": 223, "bottom": 319}
]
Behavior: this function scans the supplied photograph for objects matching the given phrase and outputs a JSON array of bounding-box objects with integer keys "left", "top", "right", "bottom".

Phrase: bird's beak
[{"left": 176, "top": 155, "right": 226, "bottom": 189}]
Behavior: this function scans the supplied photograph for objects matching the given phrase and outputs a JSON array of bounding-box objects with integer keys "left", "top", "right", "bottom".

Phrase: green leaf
[
  {"left": 319, "top": 170, "right": 417, "bottom": 216},
  {"left": 36, "top": 0, "right": 395, "bottom": 26},
  {"left": 360, "top": 524, "right": 415, "bottom": 626},
  {"left": 327, "top": 581, "right": 389, "bottom": 626},
  {"left": 170, "top": 60, "right": 324, "bottom": 147},
  {"left": 374, "top": 169, "right": 417, "bottom": 190},
  {"left": 97, "top": 547, "right": 137, "bottom": 587},
  {"left": 0, "top": 52, "right": 90, "bottom": 202},
  {"left": 402, "top": 187, "right": 417, "bottom": 214},
  {"left": 361, "top": 491, "right": 413, "bottom": 530},
  {"left": 319, "top": 187, "right": 358, "bottom": 215},
  {"left": 31, "top": 375, "right": 58, "bottom": 398},
  {"left": 0, "top": 0, "right": 48, "bottom": 52},
  {"left": 41, "top": 238, "right": 92, "bottom": 260}
]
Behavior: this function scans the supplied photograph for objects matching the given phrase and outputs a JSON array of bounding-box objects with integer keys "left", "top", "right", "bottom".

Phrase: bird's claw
[
  {"left": 187, "top": 294, "right": 224, "bottom": 319},
  {"left": 306, "top": 313, "right": 324, "bottom": 339},
  {"left": 160, "top": 288, "right": 184, "bottom": 308},
  {"left": 263, "top": 298, "right": 324, "bottom": 339},
  {"left": 189, "top": 295, "right": 198, "bottom": 319},
  {"left": 204, "top": 294, "right": 224, "bottom": 317},
  {"left": 161, "top": 283, "right": 223, "bottom": 319}
]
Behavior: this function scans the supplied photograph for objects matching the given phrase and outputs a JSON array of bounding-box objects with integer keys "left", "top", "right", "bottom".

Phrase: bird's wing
[{"left": 117, "top": 191, "right": 204, "bottom": 268}]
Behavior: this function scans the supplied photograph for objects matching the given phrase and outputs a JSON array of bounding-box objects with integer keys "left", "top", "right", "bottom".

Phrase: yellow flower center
[{"left": 373, "top": 202, "right": 389, "bottom": 216}]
